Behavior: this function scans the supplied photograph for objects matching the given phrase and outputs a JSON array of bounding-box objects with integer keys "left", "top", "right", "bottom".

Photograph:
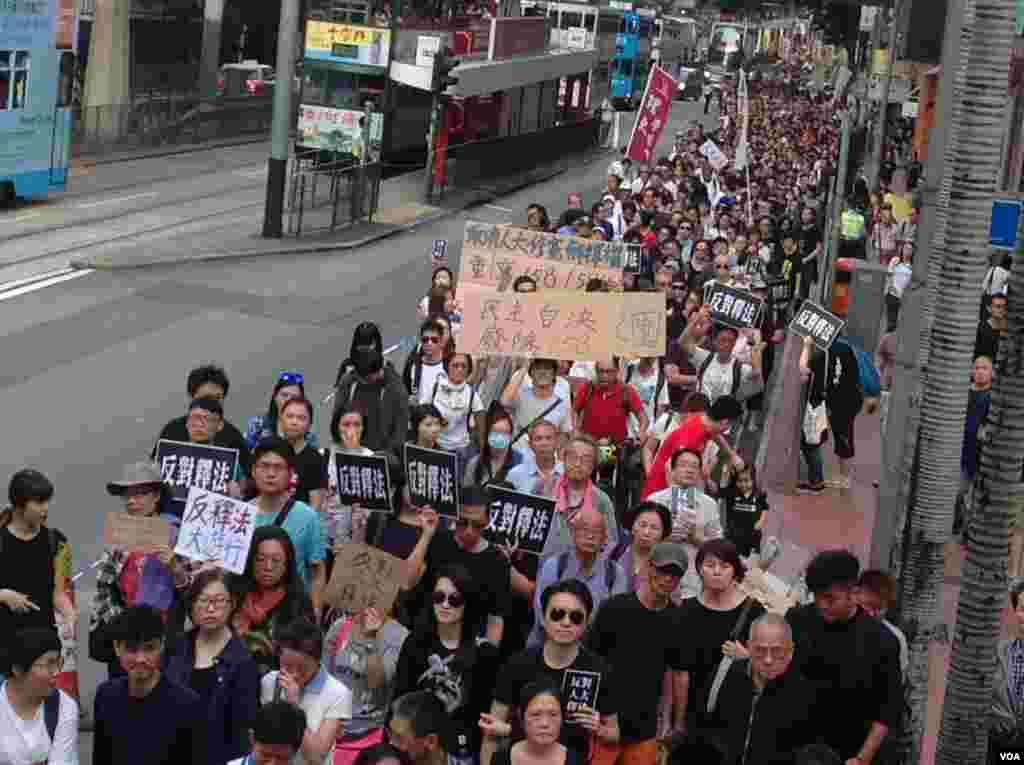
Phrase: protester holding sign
[
  {"left": 679, "top": 309, "right": 764, "bottom": 407},
  {"left": 278, "top": 397, "right": 328, "bottom": 511},
  {"left": 323, "top": 409, "right": 374, "bottom": 553},
  {"left": 430, "top": 353, "right": 486, "bottom": 460}
]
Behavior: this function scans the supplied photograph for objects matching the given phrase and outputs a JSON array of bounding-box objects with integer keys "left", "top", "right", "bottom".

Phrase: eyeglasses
[
  {"left": 547, "top": 608, "right": 586, "bottom": 625},
  {"left": 421, "top": 336, "right": 440, "bottom": 345},
  {"left": 432, "top": 590, "right": 465, "bottom": 608},
  {"left": 195, "top": 595, "right": 231, "bottom": 610},
  {"left": 455, "top": 517, "right": 488, "bottom": 531},
  {"left": 278, "top": 370, "right": 305, "bottom": 386}
]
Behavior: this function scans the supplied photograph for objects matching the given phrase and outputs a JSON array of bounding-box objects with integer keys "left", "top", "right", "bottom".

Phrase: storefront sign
[
  {"left": 305, "top": 22, "right": 391, "bottom": 68},
  {"left": 488, "top": 16, "right": 549, "bottom": 60},
  {"left": 297, "top": 105, "right": 383, "bottom": 155}
]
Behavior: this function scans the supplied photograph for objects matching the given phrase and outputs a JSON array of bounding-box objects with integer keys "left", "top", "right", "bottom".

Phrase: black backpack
[{"left": 625, "top": 363, "right": 666, "bottom": 415}]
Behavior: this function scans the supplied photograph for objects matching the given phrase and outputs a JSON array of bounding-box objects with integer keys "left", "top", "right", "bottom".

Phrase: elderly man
[
  {"left": 528, "top": 507, "right": 627, "bottom": 647},
  {"left": 700, "top": 614, "right": 818, "bottom": 765}
]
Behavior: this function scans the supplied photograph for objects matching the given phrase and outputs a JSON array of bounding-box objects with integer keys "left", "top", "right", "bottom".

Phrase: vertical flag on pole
[
  {"left": 734, "top": 68, "right": 749, "bottom": 171},
  {"left": 625, "top": 65, "right": 678, "bottom": 164}
]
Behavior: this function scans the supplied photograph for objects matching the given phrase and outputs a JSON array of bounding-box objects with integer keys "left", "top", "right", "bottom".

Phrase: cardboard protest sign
[
  {"left": 323, "top": 543, "right": 405, "bottom": 614},
  {"left": 704, "top": 283, "right": 764, "bottom": 330},
  {"left": 699, "top": 139, "right": 729, "bottom": 171},
  {"left": 404, "top": 444, "right": 460, "bottom": 518},
  {"left": 460, "top": 221, "right": 625, "bottom": 292},
  {"left": 334, "top": 453, "right": 392, "bottom": 512},
  {"left": 156, "top": 440, "right": 239, "bottom": 504},
  {"left": 563, "top": 669, "right": 602, "bottom": 713},
  {"left": 173, "top": 488, "right": 257, "bottom": 574},
  {"left": 458, "top": 290, "right": 666, "bottom": 362},
  {"left": 483, "top": 486, "right": 556, "bottom": 555},
  {"left": 103, "top": 512, "right": 172, "bottom": 552},
  {"left": 789, "top": 300, "right": 845, "bottom": 350}
]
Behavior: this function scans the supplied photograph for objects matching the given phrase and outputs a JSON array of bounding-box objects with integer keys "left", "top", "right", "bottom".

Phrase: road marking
[
  {"left": 235, "top": 168, "right": 267, "bottom": 179},
  {"left": 484, "top": 204, "right": 514, "bottom": 213},
  {"left": 0, "top": 267, "right": 76, "bottom": 292},
  {"left": 0, "top": 268, "right": 93, "bottom": 301},
  {"left": 75, "top": 192, "right": 158, "bottom": 209},
  {"left": 8, "top": 211, "right": 41, "bottom": 224},
  {"left": 383, "top": 343, "right": 400, "bottom": 355}
]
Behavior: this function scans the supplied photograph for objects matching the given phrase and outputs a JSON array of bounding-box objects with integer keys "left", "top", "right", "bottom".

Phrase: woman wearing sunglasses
[
  {"left": 245, "top": 371, "right": 319, "bottom": 452},
  {"left": 393, "top": 565, "right": 500, "bottom": 765},
  {"left": 481, "top": 580, "right": 619, "bottom": 765}
]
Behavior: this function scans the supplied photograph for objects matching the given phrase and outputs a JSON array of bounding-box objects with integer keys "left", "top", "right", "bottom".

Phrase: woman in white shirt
[
  {"left": 429, "top": 353, "right": 486, "bottom": 460},
  {"left": 0, "top": 628, "right": 78, "bottom": 765},
  {"left": 885, "top": 241, "right": 914, "bottom": 329}
]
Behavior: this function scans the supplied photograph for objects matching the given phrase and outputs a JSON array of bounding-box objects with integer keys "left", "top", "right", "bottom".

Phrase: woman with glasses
[
  {"left": 0, "top": 628, "right": 78, "bottom": 765},
  {"left": 394, "top": 564, "right": 500, "bottom": 765},
  {"left": 481, "top": 580, "right": 619, "bottom": 765},
  {"left": 245, "top": 371, "right": 319, "bottom": 452},
  {"left": 234, "top": 526, "right": 315, "bottom": 677},
  {"left": 166, "top": 569, "right": 260, "bottom": 765}
]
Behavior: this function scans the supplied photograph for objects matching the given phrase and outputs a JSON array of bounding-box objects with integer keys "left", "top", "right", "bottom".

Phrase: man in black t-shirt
[
  {"left": 481, "top": 580, "right": 619, "bottom": 765},
  {"left": 585, "top": 543, "right": 689, "bottom": 765}
]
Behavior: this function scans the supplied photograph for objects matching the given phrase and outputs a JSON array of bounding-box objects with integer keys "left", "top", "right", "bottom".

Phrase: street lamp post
[{"left": 262, "top": 0, "right": 301, "bottom": 237}]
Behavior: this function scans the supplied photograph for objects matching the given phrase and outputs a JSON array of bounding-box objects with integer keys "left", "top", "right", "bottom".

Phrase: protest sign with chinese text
[
  {"left": 563, "top": 669, "right": 602, "bottom": 713},
  {"left": 789, "top": 300, "right": 845, "bottom": 350},
  {"left": 431, "top": 239, "right": 448, "bottom": 265},
  {"left": 459, "top": 222, "right": 625, "bottom": 292},
  {"left": 626, "top": 65, "right": 677, "bottom": 163},
  {"left": 156, "top": 440, "right": 239, "bottom": 504},
  {"left": 699, "top": 139, "right": 729, "bottom": 171},
  {"left": 483, "top": 486, "right": 556, "bottom": 555},
  {"left": 334, "top": 452, "right": 392, "bottom": 512},
  {"left": 103, "top": 512, "right": 172, "bottom": 553},
  {"left": 404, "top": 444, "right": 460, "bottom": 518},
  {"left": 323, "top": 543, "right": 405, "bottom": 614},
  {"left": 704, "top": 283, "right": 763, "bottom": 330},
  {"left": 174, "top": 488, "right": 257, "bottom": 574},
  {"left": 458, "top": 290, "right": 666, "bottom": 362}
]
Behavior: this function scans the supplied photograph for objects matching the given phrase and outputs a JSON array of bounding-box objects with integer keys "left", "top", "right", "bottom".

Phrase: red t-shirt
[
  {"left": 574, "top": 382, "right": 645, "bottom": 445},
  {"left": 641, "top": 413, "right": 715, "bottom": 498}
]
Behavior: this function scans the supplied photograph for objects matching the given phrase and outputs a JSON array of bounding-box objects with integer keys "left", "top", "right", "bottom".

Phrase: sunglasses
[
  {"left": 279, "top": 370, "right": 304, "bottom": 386},
  {"left": 433, "top": 590, "right": 465, "bottom": 608},
  {"left": 548, "top": 608, "right": 586, "bottom": 625},
  {"left": 455, "top": 517, "right": 488, "bottom": 531}
]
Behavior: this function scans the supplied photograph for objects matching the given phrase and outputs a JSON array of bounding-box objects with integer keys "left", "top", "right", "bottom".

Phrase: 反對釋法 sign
[
  {"left": 156, "top": 440, "right": 239, "bottom": 504},
  {"left": 704, "top": 283, "right": 763, "bottom": 329},
  {"left": 789, "top": 300, "right": 845, "bottom": 350},
  {"left": 457, "top": 290, "right": 666, "bottom": 362},
  {"left": 323, "top": 543, "right": 406, "bottom": 614},
  {"left": 173, "top": 488, "right": 258, "bottom": 574},
  {"left": 460, "top": 221, "right": 625, "bottom": 292},
  {"left": 563, "top": 669, "right": 602, "bottom": 713},
  {"left": 334, "top": 452, "right": 392, "bottom": 512},
  {"left": 483, "top": 486, "right": 556, "bottom": 555},
  {"left": 404, "top": 444, "right": 460, "bottom": 518}
]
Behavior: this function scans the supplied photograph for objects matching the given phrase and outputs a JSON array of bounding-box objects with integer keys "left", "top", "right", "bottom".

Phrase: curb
[
  {"left": 73, "top": 136, "right": 271, "bottom": 167},
  {"left": 70, "top": 150, "right": 610, "bottom": 272}
]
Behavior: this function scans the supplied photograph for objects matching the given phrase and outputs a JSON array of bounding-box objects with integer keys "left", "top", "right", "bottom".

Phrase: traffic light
[{"left": 433, "top": 47, "right": 460, "bottom": 96}]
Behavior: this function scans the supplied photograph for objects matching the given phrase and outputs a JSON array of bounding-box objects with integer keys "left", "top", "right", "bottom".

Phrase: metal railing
[{"left": 286, "top": 148, "right": 382, "bottom": 237}]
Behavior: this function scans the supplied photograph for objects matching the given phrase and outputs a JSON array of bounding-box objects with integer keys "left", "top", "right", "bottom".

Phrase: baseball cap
[{"left": 649, "top": 542, "right": 689, "bottom": 574}]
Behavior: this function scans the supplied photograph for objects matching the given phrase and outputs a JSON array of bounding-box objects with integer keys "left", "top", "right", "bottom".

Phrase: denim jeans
[{"left": 800, "top": 437, "right": 825, "bottom": 485}]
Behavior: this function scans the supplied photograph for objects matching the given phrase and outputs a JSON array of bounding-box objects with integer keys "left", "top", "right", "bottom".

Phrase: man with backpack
[
  {"left": 527, "top": 507, "right": 626, "bottom": 648},
  {"left": 679, "top": 308, "right": 765, "bottom": 407}
]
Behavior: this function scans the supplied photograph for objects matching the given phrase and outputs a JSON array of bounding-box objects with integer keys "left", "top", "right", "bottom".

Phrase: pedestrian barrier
[{"left": 286, "top": 149, "right": 382, "bottom": 237}]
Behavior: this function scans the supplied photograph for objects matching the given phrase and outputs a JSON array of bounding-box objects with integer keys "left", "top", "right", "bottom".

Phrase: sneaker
[
  {"left": 796, "top": 481, "right": 825, "bottom": 495},
  {"left": 824, "top": 477, "right": 851, "bottom": 490}
]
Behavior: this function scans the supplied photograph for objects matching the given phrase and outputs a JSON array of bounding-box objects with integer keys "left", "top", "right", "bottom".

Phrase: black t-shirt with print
[
  {"left": 495, "top": 646, "right": 616, "bottom": 758},
  {"left": 719, "top": 486, "right": 770, "bottom": 555},
  {"left": 291, "top": 444, "right": 327, "bottom": 504}
]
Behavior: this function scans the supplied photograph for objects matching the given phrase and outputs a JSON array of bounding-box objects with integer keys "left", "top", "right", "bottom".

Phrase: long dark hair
[
  {"left": 336, "top": 322, "right": 385, "bottom": 386},
  {"left": 264, "top": 378, "right": 307, "bottom": 431},
  {"left": 240, "top": 526, "right": 312, "bottom": 625},
  {"left": 412, "top": 564, "right": 487, "bottom": 672},
  {"left": 474, "top": 402, "right": 514, "bottom": 485}
]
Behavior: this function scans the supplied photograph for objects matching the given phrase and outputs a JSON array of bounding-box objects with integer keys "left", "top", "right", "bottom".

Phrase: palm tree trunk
[{"left": 896, "top": 0, "right": 1016, "bottom": 763}]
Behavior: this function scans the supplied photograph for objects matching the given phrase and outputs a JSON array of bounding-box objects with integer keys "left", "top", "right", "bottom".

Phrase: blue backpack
[{"left": 834, "top": 337, "right": 881, "bottom": 398}]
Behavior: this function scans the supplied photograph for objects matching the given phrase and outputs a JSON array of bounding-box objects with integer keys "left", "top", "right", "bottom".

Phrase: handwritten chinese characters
[
  {"left": 334, "top": 452, "right": 392, "bottom": 512},
  {"left": 155, "top": 440, "right": 239, "bottom": 504},
  {"left": 323, "top": 543, "right": 405, "bottom": 614},
  {"left": 789, "top": 300, "right": 845, "bottom": 350},
  {"left": 483, "top": 486, "right": 556, "bottom": 556},
  {"left": 173, "top": 488, "right": 257, "bottom": 574},
  {"left": 705, "top": 283, "right": 764, "bottom": 330},
  {"left": 404, "top": 444, "right": 460, "bottom": 518},
  {"left": 626, "top": 66, "right": 677, "bottom": 164},
  {"left": 458, "top": 290, "right": 666, "bottom": 363},
  {"left": 459, "top": 221, "right": 625, "bottom": 292}
]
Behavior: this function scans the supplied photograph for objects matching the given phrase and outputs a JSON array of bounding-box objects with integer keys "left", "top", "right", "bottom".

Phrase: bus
[
  {"left": 1, "top": 0, "right": 77, "bottom": 202},
  {"left": 610, "top": 8, "right": 655, "bottom": 109}
]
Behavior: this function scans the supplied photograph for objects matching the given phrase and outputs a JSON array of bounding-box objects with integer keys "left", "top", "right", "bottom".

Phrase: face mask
[{"left": 488, "top": 432, "right": 511, "bottom": 450}]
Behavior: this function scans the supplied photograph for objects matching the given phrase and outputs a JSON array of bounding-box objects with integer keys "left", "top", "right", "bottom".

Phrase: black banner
[
  {"left": 704, "top": 283, "right": 763, "bottom": 329},
  {"left": 789, "top": 300, "right": 845, "bottom": 350},
  {"left": 483, "top": 486, "right": 556, "bottom": 556},
  {"left": 563, "top": 669, "right": 602, "bottom": 713},
  {"left": 404, "top": 444, "right": 460, "bottom": 518},
  {"left": 156, "top": 440, "right": 239, "bottom": 504},
  {"left": 334, "top": 453, "right": 393, "bottom": 512}
]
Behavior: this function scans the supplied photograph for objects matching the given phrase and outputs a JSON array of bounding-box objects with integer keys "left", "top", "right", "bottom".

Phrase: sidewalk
[{"left": 71, "top": 150, "right": 605, "bottom": 271}]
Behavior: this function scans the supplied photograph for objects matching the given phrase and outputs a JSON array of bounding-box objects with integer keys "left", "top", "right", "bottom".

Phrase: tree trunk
[
  {"left": 935, "top": 4, "right": 1022, "bottom": 756},
  {"left": 897, "top": 0, "right": 1016, "bottom": 763}
]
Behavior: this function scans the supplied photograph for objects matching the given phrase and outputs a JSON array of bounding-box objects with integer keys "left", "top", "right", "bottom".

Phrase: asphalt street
[{"left": 0, "top": 99, "right": 717, "bottom": 758}]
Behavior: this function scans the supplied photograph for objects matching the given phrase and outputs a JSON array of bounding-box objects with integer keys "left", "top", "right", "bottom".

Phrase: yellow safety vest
[{"left": 841, "top": 209, "right": 866, "bottom": 240}]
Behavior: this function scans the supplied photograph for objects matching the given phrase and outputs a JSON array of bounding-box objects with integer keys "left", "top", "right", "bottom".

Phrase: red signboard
[
  {"left": 625, "top": 65, "right": 677, "bottom": 164},
  {"left": 489, "top": 17, "right": 549, "bottom": 60}
]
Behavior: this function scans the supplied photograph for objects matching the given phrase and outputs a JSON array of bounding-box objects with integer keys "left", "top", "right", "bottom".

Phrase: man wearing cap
[{"left": 586, "top": 542, "right": 691, "bottom": 765}]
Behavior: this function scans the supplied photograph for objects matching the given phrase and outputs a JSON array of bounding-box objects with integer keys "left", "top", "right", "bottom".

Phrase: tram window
[
  {"left": 0, "top": 50, "right": 30, "bottom": 110},
  {"left": 561, "top": 10, "right": 582, "bottom": 29},
  {"left": 57, "top": 51, "right": 74, "bottom": 106}
]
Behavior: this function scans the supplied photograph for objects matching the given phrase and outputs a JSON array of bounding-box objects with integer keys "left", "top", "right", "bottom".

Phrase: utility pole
[
  {"left": 261, "top": 0, "right": 301, "bottom": 237},
  {"left": 424, "top": 47, "right": 459, "bottom": 203},
  {"left": 821, "top": 108, "right": 851, "bottom": 305},
  {"left": 869, "top": 0, "right": 900, "bottom": 189}
]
